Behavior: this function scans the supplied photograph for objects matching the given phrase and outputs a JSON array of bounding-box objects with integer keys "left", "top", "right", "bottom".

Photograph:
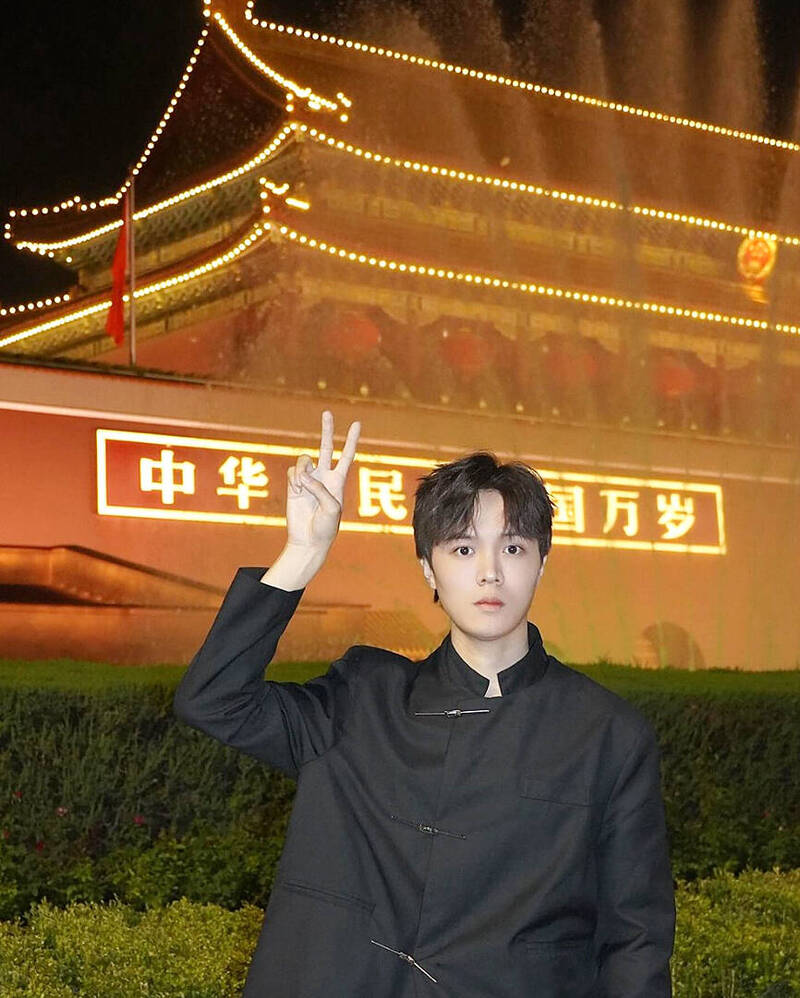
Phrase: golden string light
[
  {"left": 261, "top": 203, "right": 800, "bottom": 337},
  {"left": 8, "top": 0, "right": 800, "bottom": 275},
  {"left": 11, "top": 220, "right": 121, "bottom": 255},
  {"left": 4, "top": 175, "right": 800, "bottom": 353},
  {"left": 11, "top": 125, "right": 297, "bottom": 255},
  {"left": 0, "top": 294, "right": 70, "bottom": 319},
  {"left": 105, "top": 29, "right": 209, "bottom": 201},
  {"left": 239, "top": 2, "right": 800, "bottom": 153},
  {"left": 6, "top": 28, "right": 209, "bottom": 222},
  {"left": 297, "top": 124, "right": 800, "bottom": 248},
  {"left": 0, "top": 222, "right": 269, "bottom": 350},
  {"left": 0, "top": 301, "right": 114, "bottom": 350},
  {"left": 6, "top": 196, "right": 82, "bottom": 220},
  {"left": 6, "top": 3, "right": 800, "bottom": 345},
  {"left": 12, "top": 115, "right": 800, "bottom": 264},
  {"left": 206, "top": 3, "right": 345, "bottom": 115}
]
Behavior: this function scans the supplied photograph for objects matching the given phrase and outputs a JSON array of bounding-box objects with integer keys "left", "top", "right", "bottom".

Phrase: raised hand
[
  {"left": 285, "top": 410, "right": 361, "bottom": 551},
  {"left": 261, "top": 411, "right": 360, "bottom": 591}
]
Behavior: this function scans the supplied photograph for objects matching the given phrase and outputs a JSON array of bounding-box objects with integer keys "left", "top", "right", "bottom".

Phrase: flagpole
[{"left": 128, "top": 173, "right": 137, "bottom": 366}]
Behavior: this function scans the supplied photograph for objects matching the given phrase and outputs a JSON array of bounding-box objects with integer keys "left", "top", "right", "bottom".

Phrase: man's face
[{"left": 420, "top": 489, "right": 546, "bottom": 645}]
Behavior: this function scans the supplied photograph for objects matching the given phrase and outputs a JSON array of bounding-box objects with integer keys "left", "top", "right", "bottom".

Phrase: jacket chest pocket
[
  {"left": 519, "top": 775, "right": 592, "bottom": 808},
  {"left": 517, "top": 938, "right": 596, "bottom": 997}
]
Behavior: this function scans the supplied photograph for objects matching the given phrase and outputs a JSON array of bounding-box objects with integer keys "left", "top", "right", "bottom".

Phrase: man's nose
[{"left": 477, "top": 552, "right": 502, "bottom": 584}]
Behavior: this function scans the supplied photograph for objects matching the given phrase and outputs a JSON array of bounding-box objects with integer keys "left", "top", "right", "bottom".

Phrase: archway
[{"left": 636, "top": 621, "right": 706, "bottom": 670}]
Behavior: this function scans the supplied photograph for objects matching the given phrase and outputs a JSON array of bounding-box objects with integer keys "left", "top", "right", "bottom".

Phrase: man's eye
[
  {"left": 507, "top": 544, "right": 522, "bottom": 555},
  {"left": 454, "top": 545, "right": 472, "bottom": 556}
]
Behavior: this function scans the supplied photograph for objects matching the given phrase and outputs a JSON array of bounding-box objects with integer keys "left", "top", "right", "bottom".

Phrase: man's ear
[
  {"left": 419, "top": 557, "right": 436, "bottom": 590},
  {"left": 539, "top": 554, "right": 548, "bottom": 578}
]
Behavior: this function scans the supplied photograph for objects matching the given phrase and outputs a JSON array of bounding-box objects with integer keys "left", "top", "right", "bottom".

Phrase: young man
[{"left": 174, "top": 410, "right": 675, "bottom": 997}]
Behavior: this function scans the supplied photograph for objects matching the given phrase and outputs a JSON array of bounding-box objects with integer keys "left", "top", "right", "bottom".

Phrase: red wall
[{"left": 1, "top": 362, "right": 798, "bottom": 669}]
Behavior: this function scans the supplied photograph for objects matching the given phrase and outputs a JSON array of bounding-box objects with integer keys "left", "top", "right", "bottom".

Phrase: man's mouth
[{"left": 475, "top": 599, "right": 504, "bottom": 606}]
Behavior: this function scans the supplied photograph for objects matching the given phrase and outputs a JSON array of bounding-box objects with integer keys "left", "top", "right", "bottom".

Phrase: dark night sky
[{"left": 1, "top": 0, "right": 798, "bottom": 305}]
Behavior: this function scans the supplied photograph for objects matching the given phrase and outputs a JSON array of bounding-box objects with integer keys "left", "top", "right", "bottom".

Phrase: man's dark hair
[{"left": 413, "top": 452, "right": 555, "bottom": 601}]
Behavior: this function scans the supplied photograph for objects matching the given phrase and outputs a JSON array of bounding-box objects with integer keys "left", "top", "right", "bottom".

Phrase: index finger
[{"left": 333, "top": 420, "right": 361, "bottom": 478}]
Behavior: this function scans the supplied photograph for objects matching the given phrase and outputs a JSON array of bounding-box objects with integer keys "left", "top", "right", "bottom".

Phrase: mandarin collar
[
  {"left": 445, "top": 621, "right": 550, "bottom": 696},
  {"left": 410, "top": 621, "right": 550, "bottom": 711}
]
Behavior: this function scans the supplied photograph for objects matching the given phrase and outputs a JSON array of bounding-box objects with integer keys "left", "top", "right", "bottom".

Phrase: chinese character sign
[
  {"left": 216, "top": 456, "right": 269, "bottom": 510},
  {"left": 96, "top": 429, "right": 428, "bottom": 531},
  {"left": 139, "top": 449, "right": 196, "bottom": 505},
  {"left": 549, "top": 475, "right": 723, "bottom": 552},
  {"left": 357, "top": 468, "right": 408, "bottom": 521},
  {"left": 600, "top": 489, "right": 640, "bottom": 538},
  {"left": 96, "top": 429, "right": 725, "bottom": 552}
]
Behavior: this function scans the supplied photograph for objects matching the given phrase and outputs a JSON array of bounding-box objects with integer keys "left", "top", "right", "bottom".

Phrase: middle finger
[{"left": 317, "top": 410, "right": 334, "bottom": 471}]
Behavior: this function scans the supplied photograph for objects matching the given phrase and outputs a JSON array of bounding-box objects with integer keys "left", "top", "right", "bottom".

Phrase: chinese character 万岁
[
  {"left": 600, "top": 489, "right": 640, "bottom": 537},
  {"left": 656, "top": 492, "right": 696, "bottom": 540}
]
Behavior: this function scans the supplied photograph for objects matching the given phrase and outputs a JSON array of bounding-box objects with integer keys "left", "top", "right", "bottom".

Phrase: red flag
[{"left": 105, "top": 192, "right": 129, "bottom": 345}]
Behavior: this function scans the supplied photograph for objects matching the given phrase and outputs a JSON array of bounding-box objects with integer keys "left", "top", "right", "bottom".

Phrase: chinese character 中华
[
  {"left": 217, "top": 456, "right": 269, "bottom": 510},
  {"left": 140, "top": 449, "right": 196, "bottom": 505}
]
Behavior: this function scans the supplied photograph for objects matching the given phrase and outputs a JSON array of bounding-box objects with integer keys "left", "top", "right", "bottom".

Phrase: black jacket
[{"left": 173, "top": 567, "right": 675, "bottom": 997}]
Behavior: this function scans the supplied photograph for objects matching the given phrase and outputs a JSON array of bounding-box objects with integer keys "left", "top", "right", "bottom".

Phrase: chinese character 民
[
  {"left": 358, "top": 468, "right": 408, "bottom": 522},
  {"left": 656, "top": 492, "right": 696, "bottom": 540},
  {"left": 139, "top": 449, "right": 196, "bottom": 505},
  {"left": 600, "top": 489, "right": 640, "bottom": 537},
  {"left": 549, "top": 485, "right": 586, "bottom": 534},
  {"left": 217, "top": 455, "right": 269, "bottom": 510}
]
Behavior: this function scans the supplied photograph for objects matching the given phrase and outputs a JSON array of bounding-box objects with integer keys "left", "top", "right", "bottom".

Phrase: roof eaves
[
  {"left": 206, "top": 1, "right": 350, "bottom": 120},
  {"left": 298, "top": 123, "right": 800, "bottom": 249},
  {"left": 10, "top": 122, "right": 299, "bottom": 258},
  {"left": 0, "top": 213, "right": 274, "bottom": 352},
  {"left": 4, "top": 27, "right": 211, "bottom": 238},
  {"left": 262, "top": 205, "right": 800, "bottom": 339},
  {"left": 236, "top": 1, "right": 799, "bottom": 155}
]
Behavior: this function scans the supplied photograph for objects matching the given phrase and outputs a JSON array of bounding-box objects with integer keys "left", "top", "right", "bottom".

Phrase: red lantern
[
  {"left": 654, "top": 353, "right": 697, "bottom": 398},
  {"left": 441, "top": 327, "right": 492, "bottom": 380},
  {"left": 542, "top": 336, "right": 601, "bottom": 388},
  {"left": 321, "top": 313, "right": 380, "bottom": 361}
]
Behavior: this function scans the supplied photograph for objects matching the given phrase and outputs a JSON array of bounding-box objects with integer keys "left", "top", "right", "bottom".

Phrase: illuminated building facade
[{"left": 1, "top": 0, "right": 798, "bottom": 668}]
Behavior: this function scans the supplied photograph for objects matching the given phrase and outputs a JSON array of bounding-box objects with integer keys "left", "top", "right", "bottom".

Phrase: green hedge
[
  {"left": 1, "top": 659, "right": 798, "bottom": 920},
  {"left": 673, "top": 870, "right": 800, "bottom": 997},
  {"left": 0, "top": 822, "right": 286, "bottom": 923},
  {"left": 0, "top": 897, "right": 261, "bottom": 998},
  {"left": 0, "top": 871, "right": 798, "bottom": 998}
]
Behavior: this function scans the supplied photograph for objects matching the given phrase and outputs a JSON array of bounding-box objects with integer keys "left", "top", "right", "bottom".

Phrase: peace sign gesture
[
  {"left": 261, "top": 411, "right": 360, "bottom": 592},
  {"left": 286, "top": 410, "right": 361, "bottom": 550}
]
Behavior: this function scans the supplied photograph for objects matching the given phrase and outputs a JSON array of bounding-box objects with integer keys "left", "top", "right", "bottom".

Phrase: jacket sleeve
[
  {"left": 594, "top": 720, "right": 676, "bottom": 997},
  {"left": 172, "top": 566, "right": 359, "bottom": 779}
]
